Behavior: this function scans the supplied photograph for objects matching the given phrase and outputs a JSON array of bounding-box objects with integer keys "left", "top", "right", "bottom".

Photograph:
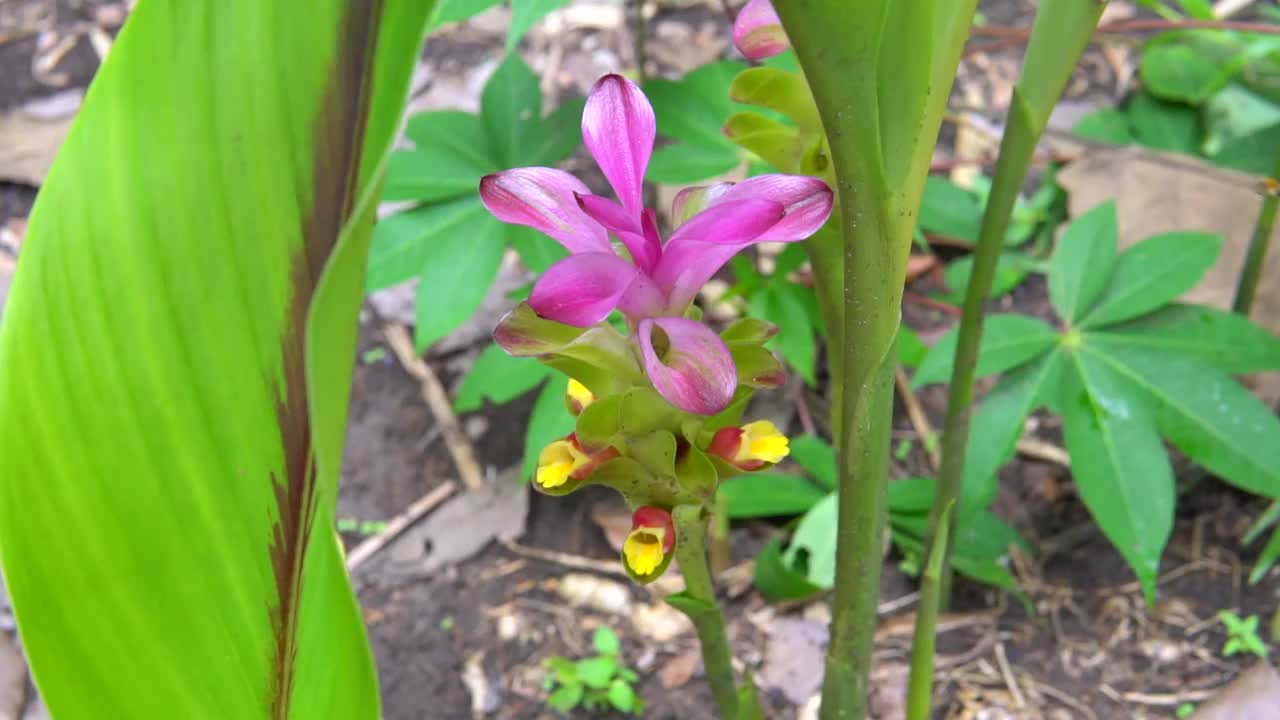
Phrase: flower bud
[
  {"left": 564, "top": 378, "right": 595, "bottom": 415},
  {"left": 622, "top": 506, "right": 677, "bottom": 581},
  {"left": 707, "top": 420, "right": 790, "bottom": 471}
]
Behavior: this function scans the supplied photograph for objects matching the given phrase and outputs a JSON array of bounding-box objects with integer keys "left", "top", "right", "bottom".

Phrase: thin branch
[{"left": 383, "top": 323, "right": 485, "bottom": 491}]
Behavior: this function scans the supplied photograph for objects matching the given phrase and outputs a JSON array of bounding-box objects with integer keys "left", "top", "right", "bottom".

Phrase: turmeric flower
[{"left": 480, "top": 74, "right": 831, "bottom": 415}]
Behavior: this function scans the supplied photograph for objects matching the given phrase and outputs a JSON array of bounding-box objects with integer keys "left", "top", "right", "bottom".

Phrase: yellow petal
[
  {"left": 623, "top": 529, "right": 665, "bottom": 576},
  {"left": 566, "top": 378, "right": 595, "bottom": 410},
  {"left": 739, "top": 420, "right": 790, "bottom": 463},
  {"left": 536, "top": 440, "right": 589, "bottom": 488}
]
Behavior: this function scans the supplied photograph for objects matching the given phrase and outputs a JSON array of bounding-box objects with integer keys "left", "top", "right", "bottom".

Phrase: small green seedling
[
  {"left": 1176, "top": 702, "right": 1196, "bottom": 719},
  {"left": 335, "top": 518, "right": 389, "bottom": 536},
  {"left": 1219, "top": 611, "right": 1268, "bottom": 658},
  {"left": 543, "top": 627, "right": 644, "bottom": 715}
]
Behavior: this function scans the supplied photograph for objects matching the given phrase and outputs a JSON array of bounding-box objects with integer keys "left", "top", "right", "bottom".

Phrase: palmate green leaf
[
  {"left": 1127, "top": 91, "right": 1200, "bottom": 155},
  {"left": 719, "top": 473, "right": 827, "bottom": 518},
  {"left": 507, "top": 0, "right": 571, "bottom": 53},
  {"left": 1093, "top": 303, "right": 1280, "bottom": 374},
  {"left": 912, "top": 313, "right": 1057, "bottom": 387},
  {"left": 1060, "top": 351, "right": 1174, "bottom": 602},
  {"left": 455, "top": 343, "right": 552, "bottom": 412},
  {"left": 918, "top": 176, "right": 982, "bottom": 243},
  {"left": 1048, "top": 200, "right": 1118, "bottom": 323},
  {"left": 0, "top": 1, "right": 431, "bottom": 718},
  {"left": 788, "top": 434, "right": 837, "bottom": 490},
  {"left": 1079, "top": 231, "right": 1221, "bottom": 328},
  {"left": 366, "top": 197, "right": 493, "bottom": 289},
  {"left": 752, "top": 536, "right": 823, "bottom": 601},
  {"left": 1211, "top": 121, "right": 1280, "bottom": 174},
  {"left": 932, "top": 252, "right": 1034, "bottom": 306},
  {"left": 429, "top": 0, "right": 502, "bottom": 29},
  {"left": 523, "top": 372, "right": 576, "bottom": 479},
  {"left": 1073, "top": 108, "right": 1134, "bottom": 145},
  {"left": 1086, "top": 342, "right": 1280, "bottom": 500},
  {"left": 960, "top": 351, "right": 1063, "bottom": 517},
  {"left": 413, "top": 216, "right": 507, "bottom": 351},
  {"left": 1204, "top": 84, "right": 1280, "bottom": 156},
  {"left": 785, "top": 493, "right": 838, "bottom": 587},
  {"left": 644, "top": 61, "right": 749, "bottom": 184},
  {"left": 383, "top": 111, "right": 496, "bottom": 202},
  {"left": 750, "top": 280, "right": 816, "bottom": 385}
]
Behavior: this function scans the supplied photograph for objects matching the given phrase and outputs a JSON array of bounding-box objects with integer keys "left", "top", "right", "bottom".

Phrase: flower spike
[
  {"left": 622, "top": 506, "right": 676, "bottom": 581},
  {"left": 708, "top": 420, "right": 790, "bottom": 471}
]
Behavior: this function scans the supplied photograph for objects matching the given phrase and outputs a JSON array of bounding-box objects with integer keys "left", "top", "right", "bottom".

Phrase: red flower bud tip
[
  {"left": 708, "top": 420, "right": 790, "bottom": 471},
  {"left": 623, "top": 506, "right": 676, "bottom": 578}
]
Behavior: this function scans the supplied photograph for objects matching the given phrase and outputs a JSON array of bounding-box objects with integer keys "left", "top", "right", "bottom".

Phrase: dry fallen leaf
[
  {"left": 554, "top": 572, "right": 632, "bottom": 615},
  {"left": 1191, "top": 661, "right": 1280, "bottom": 719},
  {"left": 1058, "top": 148, "right": 1280, "bottom": 402},
  {"left": 0, "top": 632, "right": 25, "bottom": 720},
  {"left": 631, "top": 602, "right": 691, "bottom": 643},
  {"left": 759, "top": 617, "right": 828, "bottom": 706},
  {"left": 0, "top": 91, "right": 80, "bottom": 185},
  {"left": 658, "top": 648, "right": 701, "bottom": 690},
  {"left": 355, "top": 472, "right": 528, "bottom": 579}
]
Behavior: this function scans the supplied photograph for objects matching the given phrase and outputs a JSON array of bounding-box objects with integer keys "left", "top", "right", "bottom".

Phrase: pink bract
[{"left": 478, "top": 73, "right": 832, "bottom": 415}]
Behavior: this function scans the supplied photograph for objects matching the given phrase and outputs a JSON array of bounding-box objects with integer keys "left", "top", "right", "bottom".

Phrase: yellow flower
[
  {"left": 623, "top": 528, "right": 667, "bottom": 576},
  {"left": 739, "top": 420, "right": 789, "bottom": 464},
  {"left": 535, "top": 438, "right": 590, "bottom": 489},
  {"left": 565, "top": 378, "right": 595, "bottom": 415},
  {"left": 709, "top": 419, "right": 790, "bottom": 470},
  {"left": 622, "top": 506, "right": 676, "bottom": 579}
]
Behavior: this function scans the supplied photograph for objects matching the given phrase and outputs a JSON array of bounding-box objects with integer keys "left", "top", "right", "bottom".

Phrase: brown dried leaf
[
  {"left": 658, "top": 648, "right": 700, "bottom": 689},
  {"left": 1191, "top": 661, "right": 1280, "bottom": 719}
]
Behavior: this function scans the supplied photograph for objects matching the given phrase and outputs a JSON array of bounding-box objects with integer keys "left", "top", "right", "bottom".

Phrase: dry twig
[
  {"left": 346, "top": 481, "right": 458, "bottom": 571},
  {"left": 501, "top": 539, "right": 631, "bottom": 579},
  {"left": 894, "top": 365, "right": 940, "bottom": 471},
  {"left": 383, "top": 323, "right": 485, "bottom": 491}
]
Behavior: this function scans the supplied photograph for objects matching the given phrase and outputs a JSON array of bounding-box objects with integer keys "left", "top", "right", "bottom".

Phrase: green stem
[
  {"left": 672, "top": 505, "right": 739, "bottom": 718},
  {"left": 905, "top": 503, "right": 952, "bottom": 720},
  {"left": 775, "top": 1, "right": 977, "bottom": 717},
  {"left": 905, "top": 2, "right": 1102, "bottom": 718},
  {"left": 1233, "top": 156, "right": 1280, "bottom": 315}
]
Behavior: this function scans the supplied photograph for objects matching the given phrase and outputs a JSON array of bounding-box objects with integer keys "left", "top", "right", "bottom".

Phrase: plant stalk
[
  {"left": 673, "top": 505, "right": 739, "bottom": 718},
  {"left": 1233, "top": 156, "right": 1280, "bottom": 315},
  {"left": 775, "top": 1, "right": 977, "bottom": 717},
  {"left": 905, "top": 2, "right": 1103, "bottom": 718}
]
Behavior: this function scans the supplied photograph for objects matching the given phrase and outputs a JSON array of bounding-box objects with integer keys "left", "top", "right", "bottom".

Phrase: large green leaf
[
  {"left": 719, "top": 474, "right": 828, "bottom": 518},
  {"left": 912, "top": 313, "right": 1057, "bottom": 387},
  {"left": 1093, "top": 304, "right": 1280, "bottom": 374},
  {"left": 1087, "top": 343, "right": 1280, "bottom": 500},
  {"left": 0, "top": 2, "right": 431, "bottom": 718},
  {"left": 1048, "top": 200, "right": 1118, "bottom": 323},
  {"left": 455, "top": 343, "right": 553, "bottom": 412},
  {"left": 960, "top": 351, "right": 1063, "bottom": 517},
  {"left": 644, "top": 62, "right": 750, "bottom": 184},
  {"left": 750, "top": 280, "right": 816, "bottom": 385},
  {"left": 1079, "top": 231, "right": 1221, "bottom": 329},
  {"left": 1127, "top": 91, "right": 1201, "bottom": 155},
  {"left": 1060, "top": 351, "right": 1174, "bottom": 602}
]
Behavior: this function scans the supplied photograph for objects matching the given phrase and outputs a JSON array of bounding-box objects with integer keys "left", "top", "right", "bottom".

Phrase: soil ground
[{"left": 2, "top": 1, "right": 1279, "bottom": 719}]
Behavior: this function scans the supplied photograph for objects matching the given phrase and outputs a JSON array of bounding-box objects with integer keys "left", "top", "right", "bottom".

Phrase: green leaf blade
[
  {"left": 1048, "top": 201, "right": 1119, "bottom": 323},
  {"left": 1095, "top": 303, "right": 1280, "bottom": 374},
  {"left": 913, "top": 314, "right": 1058, "bottom": 387},
  {"left": 1079, "top": 231, "right": 1221, "bottom": 329},
  {"left": 0, "top": 1, "right": 432, "bottom": 717},
  {"left": 1060, "top": 352, "right": 1174, "bottom": 602},
  {"left": 719, "top": 473, "right": 827, "bottom": 518},
  {"left": 1087, "top": 343, "right": 1280, "bottom": 500}
]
